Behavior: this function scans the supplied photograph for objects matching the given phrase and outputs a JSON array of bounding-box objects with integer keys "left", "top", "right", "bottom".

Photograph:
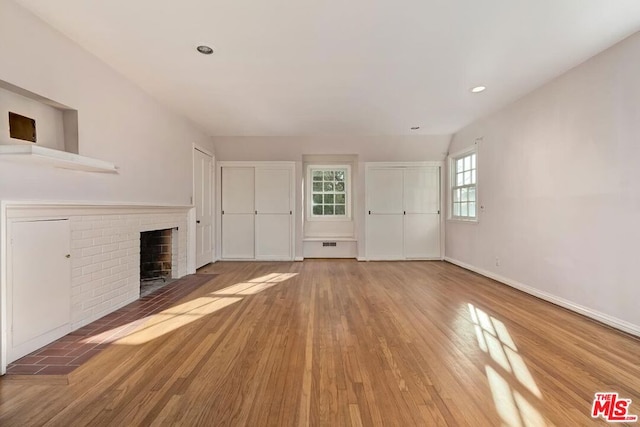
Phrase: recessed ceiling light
[
  {"left": 470, "top": 86, "right": 486, "bottom": 93},
  {"left": 196, "top": 45, "right": 214, "bottom": 55},
  {"left": 410, "top": 126, "right": 420, "bottom": 130}
]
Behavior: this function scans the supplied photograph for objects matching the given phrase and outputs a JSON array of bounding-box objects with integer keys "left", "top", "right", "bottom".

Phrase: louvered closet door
[
  {"left": 222, "top": 167, "right": 255, "bottom": 259},
  {"left": 255, "top": 168, "right": 292, "bottom": 260},
  {"left": 403, "top": 167, "right": 441, "bottom": 259},
  {"left": 366, "top": 168, "right": 404, "bottom": 260}
]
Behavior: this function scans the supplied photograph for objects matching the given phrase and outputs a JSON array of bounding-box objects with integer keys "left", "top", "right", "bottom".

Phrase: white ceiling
[{"left": 14, "top": 0, "right": 640, "bottom": 136}]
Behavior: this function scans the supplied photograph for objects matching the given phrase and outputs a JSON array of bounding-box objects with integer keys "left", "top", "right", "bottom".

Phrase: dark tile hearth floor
[{"left": 6, "top": 274, "right": 217, "bottom": 376}]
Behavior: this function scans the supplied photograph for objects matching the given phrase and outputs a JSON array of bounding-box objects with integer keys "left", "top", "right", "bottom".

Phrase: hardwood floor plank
[{"left": 1, "top": 260, "right": 639, "bottom": 426}]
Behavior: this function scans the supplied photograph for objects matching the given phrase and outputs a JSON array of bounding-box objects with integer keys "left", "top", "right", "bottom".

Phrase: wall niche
[{"left": 0, "top": 80, "right": 78, "bottom": 153}]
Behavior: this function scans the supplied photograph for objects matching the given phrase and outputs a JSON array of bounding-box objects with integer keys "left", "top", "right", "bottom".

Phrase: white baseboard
[
  {"left": 356, "top": 257, "right": 366, "bottom": 262},
  {"left": 444, "top": 256, "right": 640, "bottom": 338},
  {"left": 294, "top": 257, "right": 304, "bottom": 262}
]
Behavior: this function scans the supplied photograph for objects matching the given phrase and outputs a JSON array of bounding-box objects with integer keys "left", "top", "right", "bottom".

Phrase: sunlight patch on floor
[
  {"left": 468, "top": 303, "right": 548, "bottom": 427},
  {"left": 81, "top": 272, "right": 298, "bottom": 346}
]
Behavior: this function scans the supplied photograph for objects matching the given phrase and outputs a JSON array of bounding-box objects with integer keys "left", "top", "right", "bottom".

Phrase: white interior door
[
  {"left": 255, "top": 168, "right": 292, "bottom": 260},
  {"left": 366, "top": 168, "right": 404, "bottom": 259},
  {"left": 8, "top": 219, "right": 71, "bottom": 362},
  {"left": 194, "top": 148, "right": 214, "bottom": 268},
  {"left": 222, "top": 167, "right": 255, "bottom": 259}
]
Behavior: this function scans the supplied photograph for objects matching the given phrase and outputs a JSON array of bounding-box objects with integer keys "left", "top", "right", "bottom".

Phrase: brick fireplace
[{"left": 140, "top": 228, "right": 175, "bottom": 281}]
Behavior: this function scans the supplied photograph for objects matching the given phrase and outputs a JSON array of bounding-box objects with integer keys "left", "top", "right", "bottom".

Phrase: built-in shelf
[{"left": 0, "top": 145, "right": 118, "bottom": 173}]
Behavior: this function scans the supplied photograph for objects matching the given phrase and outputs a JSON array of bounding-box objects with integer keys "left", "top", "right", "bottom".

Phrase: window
[
  {"left": 450, "top": 150, "right": 477, "bottom": 220},
  {"left": 307, "top": 165, "right": 350, "bottom": 219}
]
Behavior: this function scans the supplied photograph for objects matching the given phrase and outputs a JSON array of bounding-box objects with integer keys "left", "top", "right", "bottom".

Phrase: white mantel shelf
[{"left": 0, "top": 145, "right": 118, "bottom": 173}]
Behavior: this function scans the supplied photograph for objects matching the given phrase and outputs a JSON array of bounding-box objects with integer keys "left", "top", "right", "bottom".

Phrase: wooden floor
[{"left": 1, "top": 260, "right": 639, "bottom": 426}]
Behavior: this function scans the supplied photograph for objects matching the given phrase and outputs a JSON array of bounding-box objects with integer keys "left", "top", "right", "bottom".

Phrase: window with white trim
[
  {"left": 451, "top": 150, "right": 477, "bottom": 220},
  {"left": 307, "top": 165, "right": 351, "bottom": 219}
]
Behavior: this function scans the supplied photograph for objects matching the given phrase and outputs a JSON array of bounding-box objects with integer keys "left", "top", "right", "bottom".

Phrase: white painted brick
[
  {"left": 81, "top": 229, "right": 102, "bottom": 239},
  {"left": 72, "top": 238, "right": 94, "bottom": 249},
  {"left": 94, "top": 236, "right": 111, "bottom": 246},
  {"left": 102, "top": 243, "right": 119, "bottom": 253},
  {"left": 82, "top": 246, "right": 102, "bottom": 257},
  {"left": 102, "top": 258, "right": 119, "bottom": 270},
  {"left": 81, "top": 263, "right": 101, "bottom": 275},
  {"left": 92, "top": 253, "right": 111, "bottom": 264},
  {"left": 91, "top": 269, "right": 109, "bottom": 281}
]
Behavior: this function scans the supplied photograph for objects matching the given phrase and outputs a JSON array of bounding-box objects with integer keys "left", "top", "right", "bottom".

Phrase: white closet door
[
  {"left": 222, "top": 167, "right": 255, "bottom": 259},
  {"left": 9, "top": 219, "right": 71, "bottom": 362},
  {"left": 404, "top": 214, "right": 440, "bottom": 259},
  {"left": 366, "top": 168, "right": 404, "bottom": 259},
  {"left": 367, "top": 168, "right": 403, "bottom": 214},
  {"left": 404, "top": 167, "right": 439, "bottom": 214},
  {"left": 194, "top": 148, "right": 214, "bottom": 268},
  {"left": 367, "top": 214, "right": 404, "bottom": 260},
  {"left": 403, "top": 167, "right": 441, "bottom": 259},
  {"left": 255, "top": 168, "right": 292, "bottom": 260}
]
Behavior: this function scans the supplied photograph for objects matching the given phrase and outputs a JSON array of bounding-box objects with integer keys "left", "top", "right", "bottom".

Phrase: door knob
[
  {"left": 196, "top": 220, "right": 201, "bottom": 224},
  {"left": 65, "top": 254, "right": 71, "bottom": 258}
]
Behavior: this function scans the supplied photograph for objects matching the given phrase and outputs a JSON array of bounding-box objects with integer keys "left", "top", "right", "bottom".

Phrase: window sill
[{"left": 447, "top": 217, "right": 479, "bottom": 224}]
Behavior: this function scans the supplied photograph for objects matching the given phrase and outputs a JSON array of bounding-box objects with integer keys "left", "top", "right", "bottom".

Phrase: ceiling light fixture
[
  {"left": 470, "top": 86, "right": 486, "bottom": 93},
  {"left": 410, "top": 126, "right": 420, "bottom": 130},
  {"left": 196, "top": 45, "right": 214, "bottom": 55}
]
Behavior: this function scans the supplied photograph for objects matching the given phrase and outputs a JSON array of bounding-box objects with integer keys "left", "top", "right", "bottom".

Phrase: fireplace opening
[{"left": 140, "top": 228, "right": 177, "bottom": 297}]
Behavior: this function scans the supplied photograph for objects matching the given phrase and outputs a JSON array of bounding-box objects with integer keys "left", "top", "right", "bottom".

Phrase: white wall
[
  {"left": 0, "top": 0, "right": 214, "bottom": 204},
  {"left": 446, "top": 32, "right": 640, "bottom": 334},
  {"left": 214, "top": 135, "right": 450, "bottom": 258}
]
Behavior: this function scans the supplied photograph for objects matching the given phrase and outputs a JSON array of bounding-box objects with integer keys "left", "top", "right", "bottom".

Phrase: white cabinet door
[
  {"left": 367, "top": 168, "right": 403, "bottom": 214},
  {"left": 222, "top": 167, "right": 255, "bottom": 259},
  {"left": 404, "top": 214, "right": 440, "bottom": 259},
  {"left": 9, "top": 219, "right": 71, "bottom": 362},
  {"left": 255, "top": 168, "right": 292, "bottom": 260},
  {"left": 222, "top": 167, "right": 254, "bottom": 214},
  {"left": 367, "top": 214, "right": 404, "bottom": 260},
  {"left": 404, "top": 167, "right": 439, "bottom": 214},
  {"left": 194, "top": 148, "right": 214, "bottom": 268}
]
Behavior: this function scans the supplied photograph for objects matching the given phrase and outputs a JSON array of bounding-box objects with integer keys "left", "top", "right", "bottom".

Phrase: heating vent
[{"left": 322, "top": 242, "right": 337, "bottom": 247}]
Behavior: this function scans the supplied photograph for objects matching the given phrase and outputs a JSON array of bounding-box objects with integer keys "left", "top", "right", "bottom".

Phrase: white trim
[
  {"left": 356, "top": 257, "right": 366, "bottom": 262},
  {"left": 365, "top": 161, "right": 443, "bottom": 169},
  {"left": 444, "top": 256, "right": 640, "bottom": 338},
  {"left": 294, "top": 256, "right": 304, "bottom": 262},
  {"left": 303, "top": 237, "right": 357, "bottom": 242},
  {"left": 192, "top": 143, "right": 214, "bottom": 158}
]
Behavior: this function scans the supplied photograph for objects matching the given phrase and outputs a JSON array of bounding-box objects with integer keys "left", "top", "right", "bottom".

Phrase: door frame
[
  {"left": 217, "top": 161, "right": 296, "bottom": 261},
  {"left": 192, "top": 144, "right": 215, "bottom": 271},
  {"left": 364, "top": 161, "right": 445, "bottom": 261}
]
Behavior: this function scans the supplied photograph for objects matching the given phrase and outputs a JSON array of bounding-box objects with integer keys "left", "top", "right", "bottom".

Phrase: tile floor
[{"left": 6, "top": 274, "right": 217, "bottom": 376}]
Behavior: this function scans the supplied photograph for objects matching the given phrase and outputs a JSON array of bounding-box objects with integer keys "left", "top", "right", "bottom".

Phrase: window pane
[
  {"left": 471, "top": 170, "right": 476, "bottom": 184},
  {"left": 324, "top": 171, "right": 335, "bottom": 181},
  {"left": 335, "top": 194, "right": 345, "bottom": 203},
  {"left": 457, "top": 172, "right": 464, "bottom": 186},
  {"left": 324, "top": 205, "right": 334, "bottom": 215},
  {"left": 471, "top": 154, "right": 476, "bottom": 169},
  {"left": 313, "top": 182, "right": 322, "bottom": 192},
  {"left": 464, "top": 155, "right": 471, "bottom": 171},
  {"left": 468, "top": 187, "right": 476, "bottom": 202},
  {"left": 469, "top": 202, "right": 476, "bottom": 218},
  {"left": 453, "top": 188, "right": 460, "bottom": 202},
  {"left": 335, "top": 205, "right": 345, "bottom": 215},
  {"left": 335, "top": 171, "right": 345, "bottom": 181},
  {"left": 335, "top": 182, "right": 345, "bottom": 192},
  {"left": 324, "top": 194, "right": 334, "bottom": 204},
  {"left": 312, "top": 171, "right": 323, "bottom": 181},
  {"left": 456, "top": 158, "right": 464, "bottom": 172},
  {"left": 453, "top": 203, "right": 460, "bottom": 216},
  {"left": 313, "top": 194, "right": 323, "bottom": 204},
  {"left": 464, "top": 171, "right": 471, "bottom": 185},
  {"left": 324, "top": 182, "right": 334, "bottom": 191},
  {"left": 461, "top": 187, "right": 468, "bottom": 202},
  {"left": 313, "top": 205, "right": 323, "bottom": 215},
  {"left": 460, "top": 202, "right": 468, "bottom": 217}
]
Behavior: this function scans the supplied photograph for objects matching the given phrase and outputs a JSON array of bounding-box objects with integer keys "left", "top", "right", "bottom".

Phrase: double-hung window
[
  {"left": 307, "top": 165, "right": 350, "bottom": 219},
  {"left": 450, "top": 150, "right": 477, "bottom": 221}
]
